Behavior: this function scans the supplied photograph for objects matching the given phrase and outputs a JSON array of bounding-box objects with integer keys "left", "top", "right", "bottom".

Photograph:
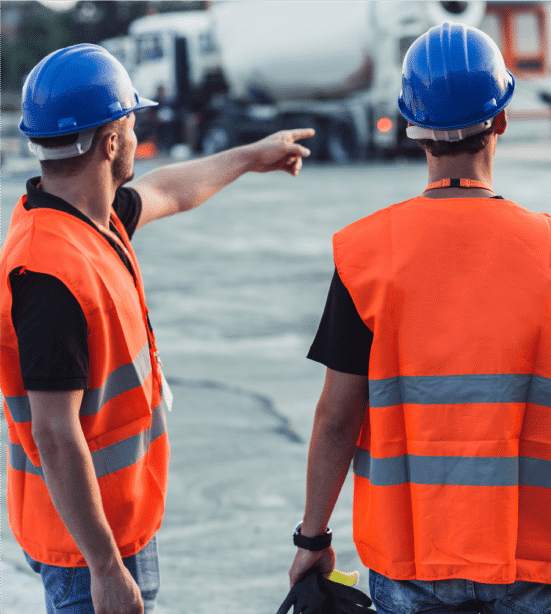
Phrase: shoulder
[
  {"left": 333, "top": 197, "right": 419, "bottom": 256},
  {"left": 497, "top": 200, "right": 551, "bottom": 237},
  {"left": 4, "top": 210, "right": 108, "bottom": 315},
  {"left": 9, "top": 269, "right": 89, "bottom": 392},
  {"left": 112, "top": 187, "right": 143, "bottom": 239},
  {"left": 10, "top": 268, "right": 85, "bottom": 326}
]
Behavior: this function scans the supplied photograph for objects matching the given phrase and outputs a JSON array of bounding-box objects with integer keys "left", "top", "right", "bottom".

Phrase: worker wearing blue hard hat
[
  {"left": 1, "top": 43, "right": 314, "bottom": 614},
  {"left": 286, "top": 21, "right": 551, "bottom": 614},
  {"left": 20, "top": 44, "right": 158, "bottom": 139},
  {"left": 398, "top": 22, "right": 515, "bottom": 138}
]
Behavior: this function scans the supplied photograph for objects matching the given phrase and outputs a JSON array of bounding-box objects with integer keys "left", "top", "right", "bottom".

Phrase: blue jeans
[
  {"left": 24, "top": 535, "right": 160, "bottom": 613},
  {"left": 370, "top": 569, "right": 551, "bottom": 614}
]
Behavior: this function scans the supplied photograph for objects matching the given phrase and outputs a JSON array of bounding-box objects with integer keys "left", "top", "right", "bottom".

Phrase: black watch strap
[{"left": 293, "top": 522, "right": 332, "bottom": 551}]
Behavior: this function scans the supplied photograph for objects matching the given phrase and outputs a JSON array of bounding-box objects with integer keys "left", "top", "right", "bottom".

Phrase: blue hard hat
[
  {"left": 19, "top": 43, "right": 157, "bottom": 138},
  {"left": 398, "top": 22, "right": 515, "bottom": 131}
]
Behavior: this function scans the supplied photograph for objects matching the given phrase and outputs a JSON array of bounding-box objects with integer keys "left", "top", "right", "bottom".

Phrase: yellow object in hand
[{"left": 329, "top": 570, "right": 359, "bottom": 586}]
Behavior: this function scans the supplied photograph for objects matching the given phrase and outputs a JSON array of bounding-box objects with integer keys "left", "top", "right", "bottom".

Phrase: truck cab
[
  {"left": 127, "top": 11, "right": 227, "bottom": 146},
  {"left": 100, "top": 36, "right": 134, "bottom": 72}
]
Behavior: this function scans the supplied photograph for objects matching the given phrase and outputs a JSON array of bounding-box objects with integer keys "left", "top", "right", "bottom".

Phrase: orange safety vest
[
  {"left": 334, "top": 195, "right": 551, "bottom": 584},
  {"left": 0, "top": 195, "right": 170, "bottom": 566}
]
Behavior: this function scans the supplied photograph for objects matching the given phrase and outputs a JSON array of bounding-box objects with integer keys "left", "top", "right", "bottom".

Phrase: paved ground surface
[{"left": 2, "top": 137, "right": 551, "bottom": 613}]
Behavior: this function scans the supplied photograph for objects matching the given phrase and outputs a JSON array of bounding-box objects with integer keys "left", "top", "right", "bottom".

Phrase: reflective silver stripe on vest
[
  {"left": 353, "top": 448, "right": 551, "bottom": 488},
  {"left": 368, "top": 373, "right": 551, "bottom": 408},
  {"left": 80, "top": 344, "right": 152, "bottom": 416},
  {"left": 5, "top": 395, "right": 32, "bottom": 424},
  {"left": 5, "top": 343, "right": 152, "bottom": 423},
  {"left": 7, "top": 403, "right": 166, "bottom": 480},
  {"left": 8, "top": 440, "right": 44, "bottom": 477},
  {"left": 519, "top": 456, "right": 551, "bottom": 489}
]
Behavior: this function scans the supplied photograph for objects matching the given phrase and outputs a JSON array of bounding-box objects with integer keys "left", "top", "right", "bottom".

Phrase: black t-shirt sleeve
[
  {"left": 10, "top": 268, "right": 89, "bottom": 391},
  {"left": 112, "top": 187, "right": 142, "bottom": 240},
  {"left": 307, "top": 268, "right": 373, "bottom": 376}
]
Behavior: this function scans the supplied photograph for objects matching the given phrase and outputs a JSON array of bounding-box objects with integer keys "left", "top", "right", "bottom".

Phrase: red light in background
[{"left": 377, "top": 117, "right": 393, "bottom": 133}]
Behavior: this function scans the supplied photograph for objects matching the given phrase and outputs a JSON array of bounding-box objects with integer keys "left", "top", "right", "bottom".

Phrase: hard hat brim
[
  {"left": 398, "top": 76, "right": 515, "bottom": 132},
  {"left": 134, "top": 96, "right": 159, "bottom": 113},
  {"left": 20, "top": 95, "right": 159, "bottom": 138}
]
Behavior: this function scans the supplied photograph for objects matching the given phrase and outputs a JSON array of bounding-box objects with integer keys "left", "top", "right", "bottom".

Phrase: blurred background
[
  {"left": 2, "top": 2, "right": 551, "bottom": 613},
  {"left": 3, "top": 0, "right": 551, "bottom": 167}
]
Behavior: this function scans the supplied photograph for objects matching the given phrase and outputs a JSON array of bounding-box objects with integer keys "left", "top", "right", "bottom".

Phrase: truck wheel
[
  {"left": 280, "top": 115, "right": 326, "bottom": 160},
  {"left": 327, "top": 120, "right": 360, "bottom": 163},
  {"left": 201, "top": 122, "right": 235, "bottom": 155}
]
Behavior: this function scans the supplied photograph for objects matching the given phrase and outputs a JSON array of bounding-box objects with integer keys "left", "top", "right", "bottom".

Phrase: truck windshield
[{"left": 136, "top": 34, "right": 164, "bottom": 65}]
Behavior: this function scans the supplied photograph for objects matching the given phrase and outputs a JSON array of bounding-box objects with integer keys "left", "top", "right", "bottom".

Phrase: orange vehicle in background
[{"left": 482, "top": 2, "right": 551, "bottom": 134}]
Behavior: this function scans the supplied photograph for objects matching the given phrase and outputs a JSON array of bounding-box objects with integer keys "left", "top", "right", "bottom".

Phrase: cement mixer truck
[
  {"left": 112, "top": 1, "right": 551, "bottom": 161},
  {"left": 203, "top": 0, "right": 488, "bottom": 160}
]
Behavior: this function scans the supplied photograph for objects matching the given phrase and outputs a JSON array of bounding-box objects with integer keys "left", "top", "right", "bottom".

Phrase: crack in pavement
[{"left": 166, "top": 377, "right": 304, "bottom": 444}]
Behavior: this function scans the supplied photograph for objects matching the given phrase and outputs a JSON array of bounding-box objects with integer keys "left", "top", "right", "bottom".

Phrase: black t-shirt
[
  {"left": 9, "top": 177, "right": 142, "bottom": 390},
  {"left": 307, "top": 269, "right": 373, "bottom": 376},
  {"left": 308, "top": 196, "right": 506, "bottom": 376}
]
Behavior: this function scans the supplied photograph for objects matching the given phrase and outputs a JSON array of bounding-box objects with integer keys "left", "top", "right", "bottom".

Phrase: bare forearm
[
  {"left": 301, "top": 407, "right": 364, "bottom": 536},
  {"left": 288, "top": 370, "right": 368, "bottom": 585},
  {"left": 301, "top": 371, "right": 368, "bottom": 537},
  {"left": 133, "top": 129, "right": 313, "bottom": 229},
  {"left": 35, "top": 431, "right": 121, "bottom": 572},
  {"left": 136, "top": 144, "right": 255, "bottom": 213}
]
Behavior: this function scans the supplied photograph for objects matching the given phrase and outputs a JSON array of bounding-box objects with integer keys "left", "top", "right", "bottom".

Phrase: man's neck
[
  {"left": 40, "top": 170, "right": 116, "bottom": 228},
  {"left": 423, "top": 140, "right": 495, "bottom": 199}
]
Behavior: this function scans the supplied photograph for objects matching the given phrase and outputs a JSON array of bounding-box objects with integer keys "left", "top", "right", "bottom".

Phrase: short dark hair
[
  {"left": 29, "top": 119, "right": 125, "bottom": 177},
  {"left": 417, "top": 122, "right": 495, "bottom": 157}
]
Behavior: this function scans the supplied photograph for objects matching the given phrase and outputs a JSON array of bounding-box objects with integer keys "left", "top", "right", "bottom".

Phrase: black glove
[{"left": 276, "top": 569, "right": 376, "bottom": 614}]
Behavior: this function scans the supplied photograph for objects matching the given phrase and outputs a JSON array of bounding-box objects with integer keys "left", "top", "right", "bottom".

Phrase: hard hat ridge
[
  {"left": 398, "top": 21, "right": 515, "bottom": 140},
  {"left": 19, "top": 43, "right": 158, "bottom": 142}
]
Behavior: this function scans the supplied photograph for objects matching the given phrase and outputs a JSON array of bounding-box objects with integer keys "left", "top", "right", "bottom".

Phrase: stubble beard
[{"left": 112, "top": 138, "right": 135, "bottom": 187}]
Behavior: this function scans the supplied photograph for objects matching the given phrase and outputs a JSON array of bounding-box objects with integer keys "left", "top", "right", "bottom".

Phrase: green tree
[{"left": 2, "top": 1, "right": 206, "bottom": 93}]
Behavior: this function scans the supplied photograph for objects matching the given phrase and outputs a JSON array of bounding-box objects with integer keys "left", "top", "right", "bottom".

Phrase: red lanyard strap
[
  {"left": 425, "top": 178, "right": 494, "bottom": 192},
  {"left": 95, "top": 218, "right": 133, "bottom": 261}
]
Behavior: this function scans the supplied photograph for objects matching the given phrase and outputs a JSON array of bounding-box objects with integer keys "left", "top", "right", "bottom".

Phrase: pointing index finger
[{"left": 288, "top": 128, "right": 316, "bottom": 141}]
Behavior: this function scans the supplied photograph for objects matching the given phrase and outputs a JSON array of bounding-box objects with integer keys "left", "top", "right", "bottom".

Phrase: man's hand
[
  {"left": 289, "top": 546, "right": 337, "bottom": 587},
  {"left": 91, "top": 561, "right": 144, "bottom": 614},
  {"left": 246, "top": 129, "right": 315, "bottom": 176}
]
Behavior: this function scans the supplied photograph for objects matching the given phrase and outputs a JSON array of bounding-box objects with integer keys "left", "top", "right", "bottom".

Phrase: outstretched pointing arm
[{"left": 132, "top": 129, "right": 314, "bottom": 230}]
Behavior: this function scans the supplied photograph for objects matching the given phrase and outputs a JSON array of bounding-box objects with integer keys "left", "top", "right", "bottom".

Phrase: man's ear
[
  {"left": 494, "top": 110, "right": 507, "bottom": 135},
  {"left": 99, "top": 129, "right": 118, "bottom": 161}
]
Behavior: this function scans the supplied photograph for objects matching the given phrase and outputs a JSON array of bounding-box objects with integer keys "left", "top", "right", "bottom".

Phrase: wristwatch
[{"left": 293, "top": 522, "right": 332, "bottom": 551}]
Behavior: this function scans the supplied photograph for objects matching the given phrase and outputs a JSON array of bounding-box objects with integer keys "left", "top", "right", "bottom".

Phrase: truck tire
[
  {"left": 326, "top": 120, "right": 360, "bottom": 163},
  {"left": 200, "top": 122, "right": 236, "bottom": 155}
]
